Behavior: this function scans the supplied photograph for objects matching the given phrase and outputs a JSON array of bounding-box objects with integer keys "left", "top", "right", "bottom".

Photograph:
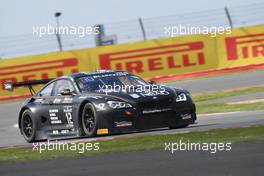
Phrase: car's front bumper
[{"left": 96, "top": 100, "right": 196, "bottom": 134}]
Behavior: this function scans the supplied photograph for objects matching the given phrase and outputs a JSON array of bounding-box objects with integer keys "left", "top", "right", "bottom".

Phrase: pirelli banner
[
  {"left": 92, "top": 34, "right": 218, "bottom": 78},
  {"left": 0, "top": 49, "right": 96, "bottom": 97},
  {"left": 0, "top": 25, "right": 264, "bottom": 98},
  {"left": 217, "top": 25, "right": 264, "bottom": 68}
]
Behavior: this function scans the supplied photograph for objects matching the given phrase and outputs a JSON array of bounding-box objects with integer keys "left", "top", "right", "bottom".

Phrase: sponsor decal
[
  {"left": 142, "top": 108, "right": 172, "bottom": 114},
  {"left": 140, "top": 90, "right": 169, "bottom": 97},
  {"left": 52, "top": 130, "right": 59, "bottom": 135},
  {"left": 79, "top": 96, "right": 102, "bottom": 100},
  {"left": 61, "top": 129, "right": 70, "bottom": 134},
  {"left": 129, "top": 93, "right": 140, "bottom": 99},
  {"left": 115, "top": 121, "right": 133, "bottom": 127},
  {"left": 34, "top": 98, "right": 44, "bottom": 103},
  {"left": 52, "top": 129, "right": 71, "bottom": 135},
  {"left": 181, "top": 114, "right": 192, "bottom": 120},
  {"left": 49, "top": 109, "right": 62, "bottom": 124},
  {"left": 92, "top": 72, "right": 127, "bottom": 78},
  {"left": 53, "top": 98, "right": 62, "bottom": 104},
  {"left": 94, "top": 103, "right": 106, "bottom": 111},
  {"left": 97, "top": 128, "right": 109, "bottom": 135},
  {"left": 62, "top": 97, "right": 73, "bottom": 104}
]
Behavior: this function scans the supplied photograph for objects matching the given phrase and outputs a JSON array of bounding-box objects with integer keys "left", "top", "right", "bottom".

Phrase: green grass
[
  {"left": 188, "top": 86, "right": 264, "bottom": 114},
  {"left": 193, "top": 86, "right": 264, "bottom": 102},
  {"left": 0, "top": 125, "right": 264, "bottom": 163},
  {"left": 196, "top": 102, "right": 264, "bottom": 114}
]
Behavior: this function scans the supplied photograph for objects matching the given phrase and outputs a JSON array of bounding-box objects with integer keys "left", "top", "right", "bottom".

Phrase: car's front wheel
[
  {"left": 21, "top": 110, "right": 36, "bottom": 143},
  {"left": 81, "top": 103, "right": 98, "bottom": 137}
]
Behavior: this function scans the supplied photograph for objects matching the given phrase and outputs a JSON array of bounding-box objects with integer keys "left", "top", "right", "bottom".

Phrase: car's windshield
[{"left": 76, "top": 73, "right": 148, "bottom": 93}]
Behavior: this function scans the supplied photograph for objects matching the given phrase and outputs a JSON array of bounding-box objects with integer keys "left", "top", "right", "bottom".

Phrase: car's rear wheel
[
  {"left": 81, "top": 103, "right": 98, "bottom": 137},
  {"left": 21, "top": 110, "right": 36, "bottom": 143}
]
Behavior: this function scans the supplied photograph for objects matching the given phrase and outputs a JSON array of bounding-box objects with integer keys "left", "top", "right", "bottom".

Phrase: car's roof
[{"left": 68, "top": 70, "right": 130, "bottom": 79}]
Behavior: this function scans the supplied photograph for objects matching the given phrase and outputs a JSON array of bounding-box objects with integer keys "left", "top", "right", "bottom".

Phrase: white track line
[
  {"left": 198, "top": 111, "right": 242, "bottom": 117},
  {"left": 12, "top": 124, "right": 18, "bottom": 128}
]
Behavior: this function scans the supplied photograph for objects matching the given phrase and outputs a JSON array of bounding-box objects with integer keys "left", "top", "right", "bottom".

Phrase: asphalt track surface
[
  {"left": 0, "top": 70, "right": 264, "bottom": 147},
  {"left": 1, "top": 142, "right": 264, "bottom": 176}
]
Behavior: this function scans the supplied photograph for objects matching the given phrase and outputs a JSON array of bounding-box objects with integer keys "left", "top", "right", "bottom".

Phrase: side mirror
[
  {"left": 148, "top": 80, "right": 156, "bottom": 85},
  {"left": 60, "top": 89, "right": 73, "bottom": 96},
  {"left": 4, "top": 82, "right": 14, "bottom": 91}
]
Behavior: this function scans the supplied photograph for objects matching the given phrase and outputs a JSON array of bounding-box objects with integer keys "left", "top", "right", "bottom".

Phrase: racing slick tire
[
  {"left": 80, "top": 103, "right": 98, "bottom": 137},
  {"left": 20, "top": 109, "right": 37, "bottom": 143}
]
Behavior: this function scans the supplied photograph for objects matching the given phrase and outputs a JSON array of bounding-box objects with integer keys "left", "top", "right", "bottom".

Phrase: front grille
[
  {"left": 138, "top": 97, "right": 173, "bottom": 111},
  {"left": 138, "top": 100, "right": 156, "bottom": 110},
  {"left": 159, "top": 98, "right": 173, "bottom": 107}
]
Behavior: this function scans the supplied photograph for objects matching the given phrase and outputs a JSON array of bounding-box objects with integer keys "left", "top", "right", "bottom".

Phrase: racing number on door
[
  {"left": 64, "top": 106, "right": 73, "bottom": 124},
  {"left": 65, "top": 112, "right": 73, "bottom": 124}
]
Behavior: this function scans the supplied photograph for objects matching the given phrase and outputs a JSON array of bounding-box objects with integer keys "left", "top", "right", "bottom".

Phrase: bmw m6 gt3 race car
[{"left": 4, "top": 70, "right": 196, "bottom": 142}]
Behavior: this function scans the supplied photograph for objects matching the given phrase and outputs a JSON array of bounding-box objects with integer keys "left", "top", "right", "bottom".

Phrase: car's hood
[{"left": 81, "top": 85, "right": 177, "bottom": 103}]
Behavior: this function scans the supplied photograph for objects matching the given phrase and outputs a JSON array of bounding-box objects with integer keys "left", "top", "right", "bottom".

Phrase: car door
[
  {"left": 34, "top": 81, "right": 56, "bottom": 132},
  {"left": 49, "top": 79, "right": 76, "bottom": 135}
]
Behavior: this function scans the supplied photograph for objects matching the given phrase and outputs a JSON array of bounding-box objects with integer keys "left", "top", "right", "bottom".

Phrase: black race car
[{"left": 4, "top": 70, "right": 196, "bottom": 142}]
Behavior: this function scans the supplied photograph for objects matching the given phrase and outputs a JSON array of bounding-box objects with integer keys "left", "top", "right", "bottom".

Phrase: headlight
[
  {"left": 107, "top": 101, "right": 132, "bottom": 109},
  {"left": 176, "top": 93, "right": 187, "bottom": 102}
]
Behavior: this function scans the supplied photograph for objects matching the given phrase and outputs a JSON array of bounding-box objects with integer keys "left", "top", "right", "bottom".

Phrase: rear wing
[{"left": 4, "top": 79, "right": 54, "bottom": 95}]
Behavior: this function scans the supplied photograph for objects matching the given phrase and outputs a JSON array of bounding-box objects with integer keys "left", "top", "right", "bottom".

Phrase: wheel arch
[
  {"left": 77, "top": 100, "right": 94, "bottom": 125},
  {"left": 18, "top": 107, "right": 30, "bottom": 130},
  {"left": 18, "top": 106, "right": 36, "bottom": 130}
]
